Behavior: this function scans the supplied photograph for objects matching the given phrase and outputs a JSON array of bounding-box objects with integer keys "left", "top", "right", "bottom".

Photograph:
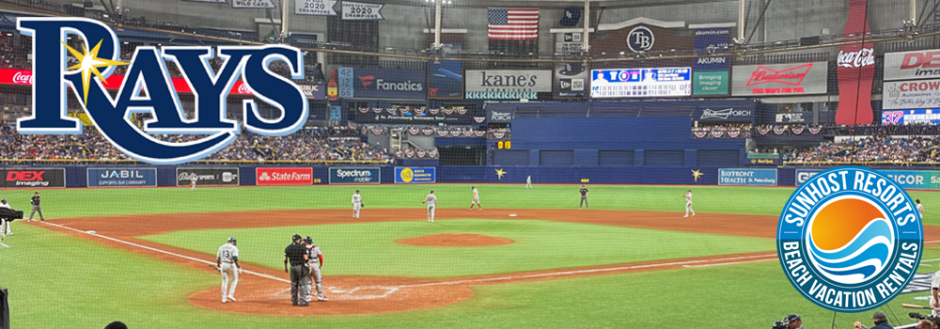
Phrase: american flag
[{"left": 488, "top": 8, "right": 539, "bottom": 40}]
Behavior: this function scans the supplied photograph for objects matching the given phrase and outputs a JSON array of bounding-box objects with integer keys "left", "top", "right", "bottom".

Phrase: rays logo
[
  {"left": 778, "top": 167, "right": 922, "bottom": 312},
  {"left": 16, "top": 18, "right": 308, "bottom": 164}
]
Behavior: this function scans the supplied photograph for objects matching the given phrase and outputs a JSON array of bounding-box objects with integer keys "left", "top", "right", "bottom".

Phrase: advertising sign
[
  {"left": 176, "top": 168, "right": 239, "bottom": 186},
  {"left": 879, "top": 170, "right": 940, "bottom": 190},
  {"left": 694, "top": 107, "right": 753, "bottom": 121},
  {"left": 555, "top": 62, "right": 588, "bottom": 97},
  {"left": 256, "top": 167, "right": 314, "bottom": 185},
  {"left": 884, "top": 49, "right": 940, "bottom": 81},
  {"left": 295, "top": 0, "right": 337, "bottom": 15},
  {"left": 353, "top": 68, "right": 426, "bottom": 99},
  {"left": 232, "top": 0, "right": 274, "bottom": 8},
  {"left": 795, "top": 168, "right": 824, "bottom": 186},
  {"left": 329, "top": 167, "right": 381, "bottom": 184},
  {"left": 881, "top": 109, "right": 940, "bottom": 125},
  {"left": 590, "top": 67, "right": 691, "bottom": 98},
  {"left": 395, "top": 167, "right": 436, "bottom": 183},
  {"left": 1, "top": 169, "right": 66, "bottom": 188},
  {"left": 883, "top": 79, "right": 940, "bottom": 109},
  {"left": 428, "top": 42, "right": 463, "bottom": 99},
  {"left": 87, "top": 168, "right": 157, "bottom": 187},
  {"left": 341, "top": 1, "right": 384, "bottom": 20},
  {"left": 693, "top": 28, "right": 730, "bottom": 70},
  {"left": 833, "top": 0, "right": 875, "bottom": 125},
  {"left": 298, "top": 84, "right": 327, "bottom": 99},
  {"left": 693, "top": 71, "right": 729, "bottom": 96},
  {"left": 731, "top": 62, "right": 829, "bottom": 96},
  {"left": 555, "top": 32, "right": 584, "bottom": 54},
  {"left": 487, "top": 109, "right": 514, "bottom": 123},
  {"left": 465, "top": 70, "right": 552, "bottom": 100},
  {"left": 718, "top": 168, "right": 778, "bottom": 186}
]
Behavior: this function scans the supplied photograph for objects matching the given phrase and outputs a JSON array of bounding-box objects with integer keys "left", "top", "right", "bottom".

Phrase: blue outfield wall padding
[{"left": 434, "top": 137, "right": 486, "bottom": 147}]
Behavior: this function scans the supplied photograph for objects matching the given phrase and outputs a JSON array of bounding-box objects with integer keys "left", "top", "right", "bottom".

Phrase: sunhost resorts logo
[
  {"left": 16, "top": 18, "right": 308, "bottom": 164},
  {"left": 778, "top": 167, "right": 923, "bottom": 312}
]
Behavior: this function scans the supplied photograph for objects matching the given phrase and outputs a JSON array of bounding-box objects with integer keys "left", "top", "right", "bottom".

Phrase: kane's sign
[{"left": 15, "top": 18, "right": 309, "bottom": 165}]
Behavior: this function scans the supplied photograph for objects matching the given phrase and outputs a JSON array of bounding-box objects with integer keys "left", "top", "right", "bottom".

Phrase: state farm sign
[
  {"left": 256, "top": 167, "right": 314, "bottom": 185},
  {"left": 731, "top": 62, "right": 829, "bottom": 96},
  {"left": 884, "top": 49, "right": 940, "bottom": 81},
  {"left": 883, "top": 79, "right": 940, "bottom": 109}
]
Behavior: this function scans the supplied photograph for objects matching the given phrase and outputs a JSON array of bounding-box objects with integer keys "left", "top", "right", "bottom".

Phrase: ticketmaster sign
[{"left": 465, "top": 70, "right": 552, "bottom": 99}]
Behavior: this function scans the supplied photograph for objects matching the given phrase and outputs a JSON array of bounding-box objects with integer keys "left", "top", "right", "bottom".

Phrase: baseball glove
[{"left": 360, "top": 203, "right": 364, "bottom": 208}]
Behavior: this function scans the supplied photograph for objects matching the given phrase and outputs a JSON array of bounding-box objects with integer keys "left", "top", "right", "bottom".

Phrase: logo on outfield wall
[
  {"left": 777, "top": 167, "right": 923, "bottom": 312},
  {"left": 626, "top": 26, "right": 654, "bottom": 52},
  {"left": 15, "top": 18, "right": 308, "bottom": 165}
]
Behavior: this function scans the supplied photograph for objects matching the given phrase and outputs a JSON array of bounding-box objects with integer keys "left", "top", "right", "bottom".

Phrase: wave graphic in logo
[{"left": 807, "top": 197, "right": 894, "bottom": 285}]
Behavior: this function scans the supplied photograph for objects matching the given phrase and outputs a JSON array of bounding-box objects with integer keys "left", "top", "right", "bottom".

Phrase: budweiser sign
[
  {"left": 732, "top": 62, "right": 828, "bottom": 96},
  {"left": 747, "top": 64, "right": 812, "bottom": 87},
  {"left": 838, "top": 48, "right": 875, "bottom": 68}
]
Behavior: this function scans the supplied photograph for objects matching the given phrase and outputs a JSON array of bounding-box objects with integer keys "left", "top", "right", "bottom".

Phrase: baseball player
[
  {"left": 28, "top": 192, "right": 44, "bottom": 222},
  {"left": 191, "top": 175, "right": 197, "bottom": 190},
  {"left": 303, "top": 236, "right": 328, "bottom": 302},
  {"left": 917, "top": 199, "right": 925, "bottom": 218},
  {"left": 217, "top": 237, "right": 241, "bottom": 303},
  {"left": 684, "top": 190, "right": 695, "bottom": 217},
  {"left": 579, "top": 185, "right": 589, "bottom": 208},
  {"left": 526, "top": 175, "right": 533, "bottom": 188},
  {"left": 0, "top": 198, "right": 11, "bottom": 237},
  {"left": 469, "top": 186, "right": 481, "bottom": 210},
  {"left": 931, "top": 269, "right": 940, "bottom": 315},
  {"left": 422, "top": 190, "right": 437, "bottom": 222},
  {"left": 352, "top": 190, "right": 362, "bottom": 219}
]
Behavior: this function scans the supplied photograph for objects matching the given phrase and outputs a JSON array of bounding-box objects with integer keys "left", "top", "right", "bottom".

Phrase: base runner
[
  {"left": 303, "top": 236, "right": 328, "bottom": 302},
  {"left": 469, "top": 186, "right": 481, "bottom": 210},
  {"left": 352, "top": 190, "right": 362, "bottom": 219},
  {"left": 684, "top": 190, "right": 695, "bottom": 217},
  {"left": 217, "top": 237, "right": 241, "bottom": 303},
  {"left": 422, "top": 190, "right": 437, "bottom": 222}
]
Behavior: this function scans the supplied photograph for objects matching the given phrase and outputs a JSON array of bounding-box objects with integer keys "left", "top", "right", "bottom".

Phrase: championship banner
[
  {"left": 295, "top": 0, "right": 337, "bottom": 15},
  {"left": 256, "top": 167, "right": 313, "bottom": 185},
  {"left": 176, "top": 168, "right": 239, "bottom": 186},
  {"left": 329, "top": 167, "right": 381, "bottom": 184},
  {"left": 882, "top": 79, "right": 940, "bottom": 109},
  {"left": 342, "top": 1, "right": 384, "bottom": 20},
  {"left": 731, "top": 62, "right": 828, "bottom": 96},
  {"left": 718, "top": 168, "right": 777, "bottom": 186},
  {"left": 1, "top": 169, "right": 66, "bottom": 188},
  {"left": 232, "top": 0, "right": 274, "bottom": 8},
  {"left": 884, "top": 49, "right": 940, "bottom": 81},
  {"left": 555, "top": 62, "right": 588, "bottom": 97},
  {"left": 465, "top": 70, "right": 552, "bottom": 100},
  {"left": 87, "top": 168, "right": 157, "bottom": 188},
  {"left": 395, "top": 167, "right": 436, "bottom": 183}
]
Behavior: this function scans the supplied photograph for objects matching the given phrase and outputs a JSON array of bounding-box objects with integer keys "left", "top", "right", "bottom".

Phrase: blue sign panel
[
  {"left": 718, "top": 168, "right": 778, "bottom": 186},
  {"left": 590, "top": 67, "right": 691, "bottom": 98},
  {"left": 338, "top": 66, "right": 354, "bottom": 98},
  {"left": 881, "top": 109, "right": 940, "bottom": 125},
  {"left": 795, "top": 169, "right": 824, "bottom": 186},
  {"left": 395, "top": 167, "right": 436, "bottom": 183},
  {"left": 87, "top": 168, "right": 157, "bottom": 187},
  {"left": 799, "top": 169, "right": 940, "bottom": 190},
  {"left": 693, "top": 28, "right": 731, "bottom": 71},
  {"left": 353, "top": 68, "right": 426, "bottom": 99},
  {"left": 329, "top": 167, "right": 381, "bottom": 184}
]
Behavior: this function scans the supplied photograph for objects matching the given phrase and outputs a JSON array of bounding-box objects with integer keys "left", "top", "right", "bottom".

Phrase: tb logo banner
[
  {"left": 16, "top": 18, "right": 308, "bottom": 164},
  {"left": 777, "top": 167, "right": 922, "bottom": 312}
]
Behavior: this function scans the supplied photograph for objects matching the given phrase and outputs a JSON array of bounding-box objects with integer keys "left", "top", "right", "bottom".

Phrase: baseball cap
[
  {"left": 228, "top": 236, "right": 237, "bottom": 243},
  {"left": 873, "top": 311, "right": 887, "bottom": 321},
  {"left": 304, "top": 236, "right": 312, "bottom": 244},
  {"left": 292, "top": 234, "right": 302, "bottom": 241},
  {"left": 786, "top": 314, "right": 801, "bottom": 322}
]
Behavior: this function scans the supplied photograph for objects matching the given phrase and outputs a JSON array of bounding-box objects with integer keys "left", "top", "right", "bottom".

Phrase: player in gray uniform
[
  {"left": 422, "top": 190, "right": 437, "bottom": 222},
  {"left": 217, "top": 237, "right": 241, "bottom": 303},
  {"left": 303, "top": 236, "right": 328, "bottom": 302}
]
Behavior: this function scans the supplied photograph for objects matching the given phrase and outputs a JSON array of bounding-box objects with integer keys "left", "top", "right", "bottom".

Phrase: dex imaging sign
[
  {"left": 14, "top": 18, "right": 309, "bottom": 165},
  {"left": 884, "top": 49, "right": 940, "bottom": 81}
]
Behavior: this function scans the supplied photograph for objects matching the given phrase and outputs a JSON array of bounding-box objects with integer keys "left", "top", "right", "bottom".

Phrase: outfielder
[
  {"left": 0, "top": 198, "right": 11, "bottom": 237},
  {"left": 422, "top": 190, "right": 437, "bottom": 222},
  {"left": 526, "top": 175, "right": 533, "bottom": 188},
  {"left": 469, "top": 186, "right": 481, "bottom": 210},
  {"left": 918, "top": 199, "right": 925, "bottom": 218},
  {"left": 684, "top": 190, "right": 695, "bottom": 217},
  {"left": 217, "top": 237, "right": 241, "bottom": 303},
  {"left": 28, "top": 192, "right": 44, "bottom": 222},
  {"left": 352, "top": 190, "right": 362, "bottom": 219},
  {"left": 303, "top": 236, "right": 328, "bottom": 302},
  {"left": 190, "top": 175, "right": 197, "bottom": 190}
]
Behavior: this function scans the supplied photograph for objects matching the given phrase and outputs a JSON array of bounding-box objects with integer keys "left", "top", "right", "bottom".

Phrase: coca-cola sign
[
  {"left": 12, "top": 71, "right": 33, "bottom": 84},
  {"left": 834, "top": 0, "right": 875, "bottom": 125},
  {"left": 731, "top": 62, "right": 828, "bottom": 96},
  {"left": 838, "top": 48, "right": 874, "bottom": 68}
]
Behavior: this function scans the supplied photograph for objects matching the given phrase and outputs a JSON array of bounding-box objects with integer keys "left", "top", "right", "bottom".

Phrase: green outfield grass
[{"left": 139, "top": 219, "right": 775, "bottom": 278}]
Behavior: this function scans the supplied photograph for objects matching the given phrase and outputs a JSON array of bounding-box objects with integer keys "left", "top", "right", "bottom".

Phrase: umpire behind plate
[{"left": 284, "top": 234, "right": 310, "bottom": 306}]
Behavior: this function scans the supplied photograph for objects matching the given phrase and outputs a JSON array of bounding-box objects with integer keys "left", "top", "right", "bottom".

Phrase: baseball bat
[{"left": 902, "top": 303, "right": 930, "bottom": 309}]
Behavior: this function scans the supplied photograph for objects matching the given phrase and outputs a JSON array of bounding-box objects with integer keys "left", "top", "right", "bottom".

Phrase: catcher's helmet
[
  {"left": 292, "top": 234, "right": 302, "bottom": 241},
  {"left": 304, "top": 236, "right": 313, "bottom": 244},
  {"left": 228, "top": 236, "right": 237, "bottom": 243}
]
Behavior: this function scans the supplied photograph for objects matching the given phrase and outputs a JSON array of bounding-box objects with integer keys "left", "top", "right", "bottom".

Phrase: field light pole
[
  {"left": 737, "top": 0, "right": 745, "bottom": 42},
  {"left": 281, "top": 0, "right": 291, "bottom": 43},
  {"left": 582, "top": 0, "right": 590, "bottom": 53},
  {"left": 433, "top": 0, "right": 442, "bottom": 51},
  {"left": 910, "top": 0, "right": 917, "bottom": 26}
]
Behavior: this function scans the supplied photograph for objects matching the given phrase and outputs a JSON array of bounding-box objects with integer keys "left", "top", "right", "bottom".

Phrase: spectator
[
  {"left": 854, "top": 311, "right": 892, "bottom": 329},
  {"left": 786, "top": 314, "right": 803, "bottom": 329}
]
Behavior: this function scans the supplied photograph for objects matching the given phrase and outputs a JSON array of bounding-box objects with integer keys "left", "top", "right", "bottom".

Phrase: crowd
[
  {"left": 0, "top": 125, "right": 393, "bottom": 163},
  {"left": 786, "top": 131, "right": 940, "bottom": 164}
]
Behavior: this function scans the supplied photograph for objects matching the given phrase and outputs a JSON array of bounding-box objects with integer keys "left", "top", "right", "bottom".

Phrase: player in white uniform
[
  {"left": 0, "top": 198, "right": 11, "bottom": 238},
  {"left": 526, "top": 175, "right": 533, "bottom": 188},
  {"left": 917, "top": 199, "right": 925, "bottom": 219},
  {"left": 191, "top": 176, "right": 197, "bottom": 190},
  {"left": 303, "top": 236, "right": 328, "bottom": 302},
  {"left": 422, "top": 190, "right": 437, "bottom": 222},
  {"left": 931, "top": 269, "right": 940, "bottom": 315},
  {"left": 684, "top": 190, "right": 695, "bottom": 217},
  {"left": 216, "top": 237, "right": 241, "bottom": 303},
  {"left": 352, "top": 190, "right": 362, "bottom": 218},
  {"left": 469, "top": 186, "right": 481, "bottom": 210}
]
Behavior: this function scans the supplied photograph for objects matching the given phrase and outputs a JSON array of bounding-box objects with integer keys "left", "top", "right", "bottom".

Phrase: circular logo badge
[
  {"left": 778, "top": 167, "right": 922, "bottom": 312},
  {"left": 626, "top": 26, "right": 655, "bottom": 52},
  {"left": 400, "top": 167, "right": 414, "bottom": 183}
]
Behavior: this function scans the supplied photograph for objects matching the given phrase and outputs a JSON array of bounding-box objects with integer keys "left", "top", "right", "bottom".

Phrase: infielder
[
  {"left": 579, "top": 185, "right": 589, "bottom": 208},
  {"left": 352, "top": 190, "right": 362, "bottom": 219},
  {"left": 469, "top": 186, "right": 481, "bottom": 210},
  {"left": 526, "top": 175, "right": 533, "bottom": 188},
  {"left": 0, "top": 198, "right": 11, "bottom": 237},
  {"left": 684, "top": 190, "right": 695, "bottom": 217},
  {"left": 303, "top": 236, "right": 328, "bottom": 302},
  {"left": 28, "top": 191, "right": 44, "bottom": 222},
  {"left": 217, "top": 237, "right": 241, "bottom": 303},
  {"left": 191, "top": 175, "right": 197, "bottom": 190},
  {"left": 422, "top": 190, "right": 437, "bottom": 222},
  {"left": 917, "top": 199, "right": 925, "bottom": 218}
]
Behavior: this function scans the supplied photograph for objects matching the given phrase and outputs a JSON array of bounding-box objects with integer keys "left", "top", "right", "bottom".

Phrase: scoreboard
[{"left": 590, "top": 67, "right": 691, "bottom": 98}]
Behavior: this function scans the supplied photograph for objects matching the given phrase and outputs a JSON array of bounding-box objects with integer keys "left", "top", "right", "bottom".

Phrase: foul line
[{"left": 0, "top": 241, "right": 8, "bottom": 248}]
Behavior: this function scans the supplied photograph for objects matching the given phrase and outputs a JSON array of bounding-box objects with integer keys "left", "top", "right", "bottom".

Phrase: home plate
[{"left": 508, "top": 214, "right": 517, "bottom": 217}]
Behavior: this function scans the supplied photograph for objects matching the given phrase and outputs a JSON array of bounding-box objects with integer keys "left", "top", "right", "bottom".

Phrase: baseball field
[{"left": 3, "top": 183, "right": 940, "bottom": 328}]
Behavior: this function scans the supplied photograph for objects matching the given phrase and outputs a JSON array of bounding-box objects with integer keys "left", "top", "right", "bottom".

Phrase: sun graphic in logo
[
  {"left": 61, "top": 39, "right": 129, "bottom": 105},
  {"left": 495, "top": 168, "right": 507, "bottom": 180},
  {"left": 691, "top": 169, "right": 704, "bottom": 182},
  {"left": 807, "top": 197, "right": 894, "bottom": 284}
]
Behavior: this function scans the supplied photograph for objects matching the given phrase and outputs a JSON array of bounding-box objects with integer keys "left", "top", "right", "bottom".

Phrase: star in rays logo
[
  {"left": 691, "top": 169, "right": 704, "bottom": 182},
  {"left": 495, "top": 168, "right": 507, "bottom": 180},
  {"left": 62, "top": 39, "right": 128, "bottom": 105}
]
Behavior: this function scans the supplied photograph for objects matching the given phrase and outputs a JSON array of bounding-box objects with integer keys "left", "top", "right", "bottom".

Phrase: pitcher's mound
[{"left": 397, "top": 233, "right": 513, "bottom": 247}]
